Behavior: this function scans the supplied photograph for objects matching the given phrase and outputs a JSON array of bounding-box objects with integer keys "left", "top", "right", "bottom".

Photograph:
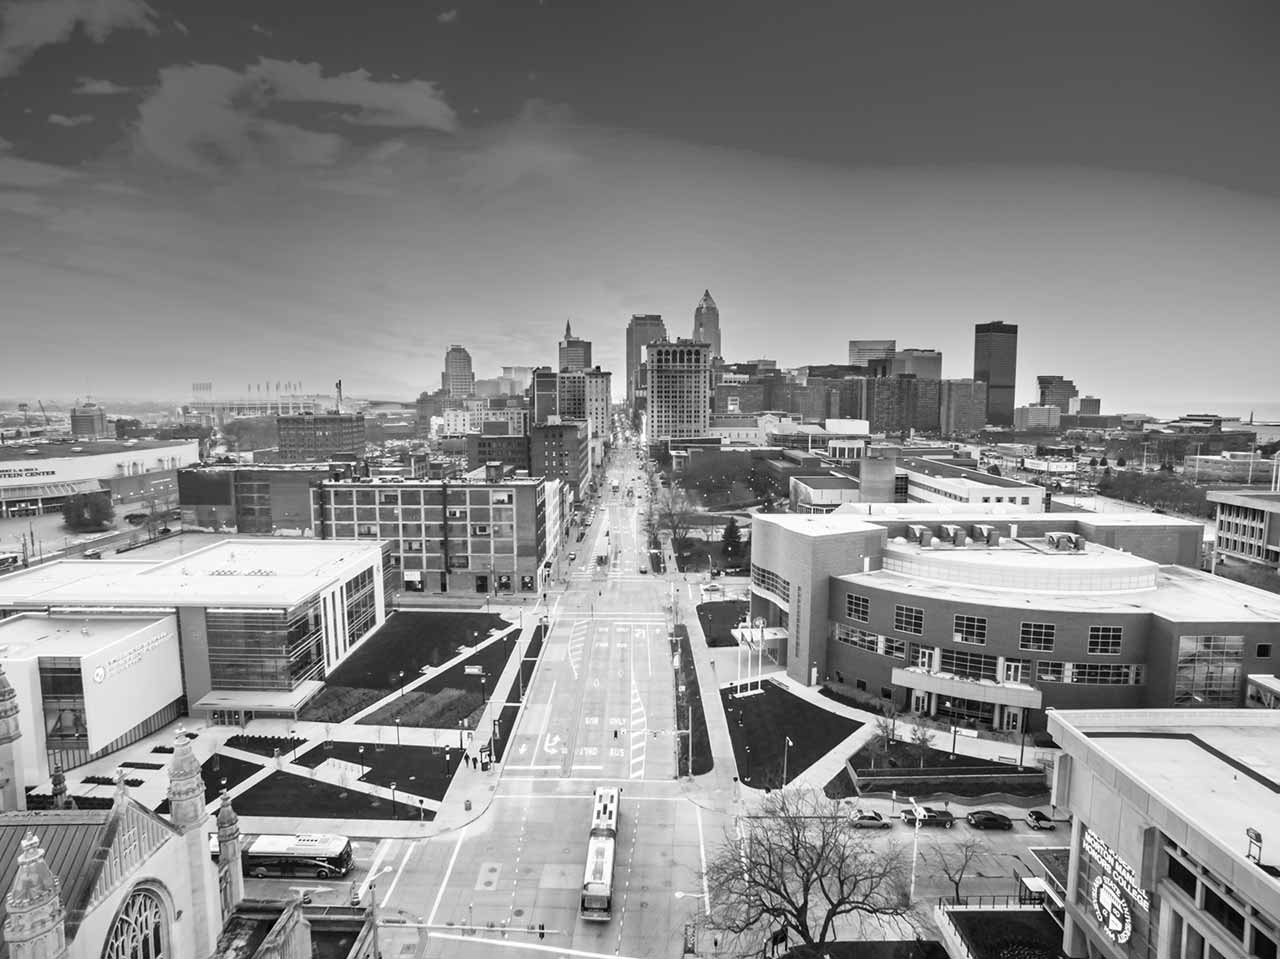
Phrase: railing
[{"left": 938, "top": 894, "right": 1047, "bottom": 910}]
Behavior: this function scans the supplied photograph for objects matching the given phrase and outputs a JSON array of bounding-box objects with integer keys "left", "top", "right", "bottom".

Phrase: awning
[{"left": 0, "top": 479, "right": 105, "bottom": 502}]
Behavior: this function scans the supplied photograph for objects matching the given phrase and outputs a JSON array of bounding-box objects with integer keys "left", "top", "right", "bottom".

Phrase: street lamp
[
  {"left": 752, "top": 617, "right": 766, "bottom": 692},
  {"left": 458, "top": 719, "right": 465, "bottom": 748},
  {"left": 395, "top": 717, "right": 402, "bottom": 747},
  {"left": 744, "top": 744, "right": 752, "bottom": 782},
  {"left": 908, "top": 794, "right": 922, "bottom": 901},
  {"left": 289, "top": 728, "right": 299, "bottom": 762},
  {"left": 390, "top": 781, "right": 398, "bottom": 819},
  {"left": 943, "top": 700, "right": 957, "bottom": 758},
  {"left": 398, "top": 670, "right": 406, "bottom": 698},
  {"left": 782, "top": 736, "right": 793, "bottom": 788}
]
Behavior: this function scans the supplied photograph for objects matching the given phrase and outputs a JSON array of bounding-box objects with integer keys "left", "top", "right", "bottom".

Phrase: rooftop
[
  {"left": 755, "top": 512, "right": 882, "bottom": 538},
  {"left": 0, "top": 438, "right": 198, "bottom": 462},
  {"left": 793, "top": 475, "right": 860, "bottom": 490},
  {"left": 899, "top": 455, "right": 1035, "bottom": 490},
  {"left": 0, "top": 613, "right": 173, "bottom": 660},
  {"left": 0, "top": 539, "right": 386, "bottom": 611},
  {"left": 1207, "top": 489, "right": 1280, "bottom": 512}
]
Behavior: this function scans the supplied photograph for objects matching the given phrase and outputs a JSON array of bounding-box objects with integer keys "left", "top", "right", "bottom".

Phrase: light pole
[
  {"left": 390, "top": 781, "right": 398, "bottom": 819},
  {"left": 398, "top": 670, "right": 406, "bottom": 698},
  {"left": 782, "top": 736, "right": 793, "bottom": 788},
  {"left": 752, "top": 617, "right": 766, "bottom": 692},
  {"left": 289, "top": 728, "right": 299, "bottom": 762},
  {"left": 744, "top": 744, "right": 752, "bottom": 783},
  {"left": 458, "top": 719, "right": 465, "bottom": 749},
  {"left": 908, "top": 794, "right": 922, "bottom": 902},
  {"left": 395, "top": 717, "right": 402, "bottom": 747},
  {"left": 944, "top": 700, "right": 957, "bottom": 758}
]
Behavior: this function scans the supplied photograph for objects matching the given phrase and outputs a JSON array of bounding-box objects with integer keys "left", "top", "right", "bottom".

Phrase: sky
[{"left": 2, "top": 0, "right": 1280, "bottom": 418}]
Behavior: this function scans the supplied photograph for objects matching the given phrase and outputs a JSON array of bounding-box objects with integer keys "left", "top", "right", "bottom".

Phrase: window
[
  {"left": 883, "top": 636, "right": 906, "bottom": 659},
  {"left": 846, "top": 593, "right": 870, "bottom": 623},
  {"left": 1204, "top": 887, "right": 1245, "bottom": 941},
  {"left": 1259, "top": 643, "right": 1273, "bottom": 658},
  {"left": 834, "top": 624, "right": 878, "bottom": 653},
  {"left": 953, "top": 614, "right": 987, "bottom": 645},
  {"left": 1175, "top": 635, "right": 1244, "bottom": 707},
  {"left": 880, "top": 686, "right": 893, "bottom": 700},
  {"left": 855, "top": 679, "right": 867, "bottom": 692},
  {"left": 938, "top": 647, "right": 999, "bottom": 682},
  {"left": 1088, "top": 625, "right": 1124, "bottom": 655},
  {"left": 1253, "top": 930, "right": 1277, "bottom": 959},
  {"left": 1167, "top": 856, "right": 1197, "bottom": 898},
  {"left": 1020, "top": 622, "right": 1055, "bottom": 652},
  {"left": 471, "top": 524, "right": 490, "bottom": 536},
  {"left": 446, "top": 508, "right": 466, "bottom": 519},
  {"left": 751, "top": 564, "right": 791, "bottom": 602},
  {"left": 894, "top": 604, "right": 924, "bottom": 635},
  {"left": 1038, "top": 661, "right": 1065, "bottom": 682},
  {"left": 104, "top": 887, "right": 170, "bottom": 959}
]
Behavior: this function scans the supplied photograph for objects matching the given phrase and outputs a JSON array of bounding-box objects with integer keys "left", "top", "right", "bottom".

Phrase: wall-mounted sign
[
  {"left": 1091, "top": 875, "right": 1134, "bottom": 944},
  {"left": 1083, "top": 828, "right": 1150, "bottom": 911}
]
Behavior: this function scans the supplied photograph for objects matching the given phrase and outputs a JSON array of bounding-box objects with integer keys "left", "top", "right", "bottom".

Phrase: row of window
[
  {"left": 1036, "top": 661, "right": 1145, "bottom": 684},
  {"left": 834, "top": 624, "right": 906, "bottom": 659},
  {"left": 327, "top": 489, "right": 518, "bottom": 507},
  {"left": 751, "top": 564, "right": 791, "bottom": 602}
]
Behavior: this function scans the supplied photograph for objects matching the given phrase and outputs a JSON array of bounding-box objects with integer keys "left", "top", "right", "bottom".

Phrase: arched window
[{"left": 103, "top": 887, "right": 170, "bottom": 959}]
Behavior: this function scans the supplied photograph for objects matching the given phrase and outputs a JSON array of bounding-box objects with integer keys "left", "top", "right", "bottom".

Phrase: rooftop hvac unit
[
  {"left": 1046, "top": 532, "right": 1079, "bottom": 551},
  {"left": 971, "top": 524, "right": 995, "bottom": 541},
  {"left": 941, "top": 524, "right": 966, "bottom": 546},
  {"left": 907, "top": 524, "right": 929, "bottom": 543}
]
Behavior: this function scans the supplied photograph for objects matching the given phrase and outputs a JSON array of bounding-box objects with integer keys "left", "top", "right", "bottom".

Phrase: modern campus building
[
  {"left": 746, "top": 508, "right": 1279, "bottom": 732},
  {"left": 692, "top": 290, "right": 722, "bottom": 360},
  {"left": 1207, "top": 489, "right": 1280, "bottom": 569},
  {"left": 974, "top": 320, "right": 1019, "bottom": 427},
  {"left": 276, "top": 412, "right": 367, "bottom": 462},
  {"left": 0, "top": 538, "right": 391, "bottom": 760},
  {"left": 558, "top": 320, "right": 593, "bottom": 372},
  {"left": 1047, "top": 708, "right": 1280, "bottom": 959},
  {"left": 0, "top": 439, "right": 200, "bottom": 518},
  {"left": 644, "top": 339, "right": 712, "bottom": 447},
  {"left": 625, "top": 314, "right": 667, "bottom": 414},
  {"left": 313, "top": 465, "right": 548, "bottom": 597}
]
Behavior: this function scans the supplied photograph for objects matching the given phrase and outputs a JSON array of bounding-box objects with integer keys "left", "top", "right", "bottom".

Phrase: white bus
[
  {"left": 241, "top": 833, "right": 355, "bottom": 879},
  {"left": 580, "top": 786, "right": 620, "bottom": 921},
  {"left": 0, "top": 553, "right": 21, "bottom": 571}
]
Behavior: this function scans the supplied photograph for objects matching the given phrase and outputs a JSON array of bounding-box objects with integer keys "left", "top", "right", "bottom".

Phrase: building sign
[
  {"left": 1091, "top": 875, "right": 1134, "bottom": 944},
  {"left": 0, "top": 467, "right": 57, "bottom": 480},
  {"left": 1082, "top": 828, "right": 1150, "bottom": 911},
  {"left": 92, "top": 632, "right": 174, "bottom": 683}
]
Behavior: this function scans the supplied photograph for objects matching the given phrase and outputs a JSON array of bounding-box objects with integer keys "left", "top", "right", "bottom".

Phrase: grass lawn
[
  {"left": 673, "top": 625, "right": 713, "bottom": 775},
  {"left": 224, "top": 734, "right": 309, "bottom": 759},
  {"left": 723, "top": 680, "right": 862, "bottom": 789},
  {"left": 696, "top": 600, "right": 748, "bottom": 647},
  {"left": 294, "top": 741, "right": 462, "bottom": 801},
  {"left": 357, "top": 635, "right": 517, "bottom": 728},
  {"left": 850, "top": 737, "right": 1027, "bottom": 773},
  {"left": 323, "top": 610, "right": 510, "bottom": 690},
  {"left": 675, "top": 538, "right": 748, "bottom": 573},
  {"left": 946, "top": 909, "right": 1064, "bottom": 959},
  {"left": 231, "top": 771, "right": 429, "bottom": 821},
  {"left": 153, "top": 753, "right": 263, "bottom": 814}
]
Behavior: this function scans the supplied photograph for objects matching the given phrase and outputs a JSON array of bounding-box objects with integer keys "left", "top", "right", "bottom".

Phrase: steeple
[
  {"left": 165, "top": 726, "right": 206, "bottom": 833},
  {"left": 564, "top": 319, "right": 573, "bottom": 339},
  {"left": 698, "top": 289, "right": 716, "bottom": 310},
  {"left": 216, "top": 789, "right": 245, "bottom": 913},
  {"left": 2, "top": 831, "right": 68, "bottom": 959},
  {"left": 50, "top": 765, "right": 74, "bottom": 811},
  {"left": 0, "top": 662, "right": 24, "bottom": 811}
]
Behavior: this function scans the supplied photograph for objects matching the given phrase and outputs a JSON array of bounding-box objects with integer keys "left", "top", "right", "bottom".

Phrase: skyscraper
[
  {"left": 1037, "top": 375, "right": 1079, "bottom": 412},
  {"left": 692, "top": 290, "right": 722, "bottom": 359},
  {"left": 973, "top": 322, "right": 1018, "bottom": 427},
  {"left": 442, "top": 344, "right": 475, "bottom": 398},
  {"left": 558, "top": 321, "right": 592, "bottom": 372},
  {"left": 625, "top": 313, "right": 667, "bottom": 413},
  {"left": 644, "top": 339, "right": 711, "bottom": 445},
  {"left": 940, "top": 379, "right": 989, "bottom": 435},
  {"left": 891, "top": 348, "right": 943, "bottom": 380},
  {"left": 848, "top": 339, "right": 896, "bottom": 367}
]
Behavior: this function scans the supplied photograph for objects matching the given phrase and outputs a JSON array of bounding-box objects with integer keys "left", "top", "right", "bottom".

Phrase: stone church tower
[
  {"left": 2, "top": 831, "right": 68, "bottom": 959},
  {"left": 0, "top": 663, "right": 24, "bottom": 812},
  {"left": 216, "top": 788, "right": 245, "bottom": 917},
  {"left": 165, "top": 726, "right": 221, "bottom": 956}
]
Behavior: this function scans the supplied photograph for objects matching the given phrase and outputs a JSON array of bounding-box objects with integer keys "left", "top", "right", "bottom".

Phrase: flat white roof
[
  {"left": 0, "top": 539, "right": 386, "bottom": 610},
  {"left": 754, "top": 512, "right": 883, "bottom": 537},
  {"left": 0, "top": 612, "right": 172, "bottom": 660}
]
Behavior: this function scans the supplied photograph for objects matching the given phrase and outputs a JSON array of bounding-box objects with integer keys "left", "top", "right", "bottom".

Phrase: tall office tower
[
  {"left": 558, "top": 321, "right": 593, "bottom": 372},
  {"left": 644, "top": 339, "right": 711, "bottom": 444},
  {"left": 848, "top": 339, "right": 897, "bottom": 367},
  {"left": 557, "top": 368, "right": 612, "bottom": 443},
  {"left": 891, "top": 349, "right": 943, "bottom": 380},
  {"left": 625, "top": 314, "right": 667, "bottom": 412},
  {"left": 1037, "top": 375, "right": 1079, "bottom": 412},
  {"left": 692, "top": 290, "right": 722, "bottom": 360},
  {"left": 442, "top": 344, "right": 475, "bottom": 398},
  {"left": 531, "top": 367, "right": 560, "bottom": 423},
  {"left": 1070, "top": 395, "right": 1102, "bottom": 415},
  {"left": 940, "top": 379, "right": 989, "bottom": 435},
  {"left": 973, "top": 321, "right": 1018, "bottom": 427}
]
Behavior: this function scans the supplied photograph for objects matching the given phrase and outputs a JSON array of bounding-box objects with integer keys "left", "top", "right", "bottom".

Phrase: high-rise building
[
  {"left": 1037, "top": 374, "right": 1079, "bottom": 412},
  {"left": 973, "top": 321, "right": 1018, "bottom": 427},
  {"left": 1014, "top": 404, "right": 1062, "bottom": 431},
  {"left": 558, "top": 368, "right": 612, "bottom": 444},
  {"left": 70, "top": 402, "right": 108, "bottom": 439},
  {"left": 939, "top": 379, "right": 989, "bottom": 435},
  {"left": 625, "top": 314, "right": 667, "bottom": 414},
  {"left": 276, "top": 412, "right": 366, "bottom": 462},
  {"left": 848, "top": 339, "right": 896, "bottom": 367},
  {"left": 530, "top": 419, "right": 591, "bottom": 503},
  {"left": 692, "top": 290, "right": 722, "bottom": 360},
  {"left": 1069, "top": 395, "right": 1102, "bottom": 415},
  {"left": 891, "top": 349, "right": 943, "bottom": 380},
  {"left": 644, "top": 339, "right": 711, "bottom": 445},
  {"left": 558, "top": 321, "right": 593, "bottom": 372},
  {"left": 442, "top": 344, "right": 475, "bottom": 398}
]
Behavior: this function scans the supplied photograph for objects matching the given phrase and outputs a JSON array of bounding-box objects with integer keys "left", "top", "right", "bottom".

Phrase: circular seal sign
[
  {"left": 1091, "top": 874, "right": 1133, "bottom": 944},
  {"left": 92, "top": 666, "right": 106, "bottom": 684}
]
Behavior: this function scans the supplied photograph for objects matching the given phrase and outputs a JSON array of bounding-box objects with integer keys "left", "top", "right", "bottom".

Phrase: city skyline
[{"left": 3, "top": 2, "right": 1280, "bottom": 417}]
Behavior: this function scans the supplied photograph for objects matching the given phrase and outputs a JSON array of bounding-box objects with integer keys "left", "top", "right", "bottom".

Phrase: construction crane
[
  {"left": 37, "top": 401, "right": 50, "bottom": 425},
  {"left": 17, "top": 403, "right": 28, "bottom": 428}
]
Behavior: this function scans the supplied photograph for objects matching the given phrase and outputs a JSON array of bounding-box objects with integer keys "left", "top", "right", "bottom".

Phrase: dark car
[
  {"left": 967, "top": 810, "right": 1013, "bottom": 831},
  {"left": 848, "top": 809, "right": 893, "bottom": 830},
  {"left": 901, "top": 807, "right": 954, "bottom": 829},
  {"left": 1026, "top": 810, "right": 1057, "bottom": 831}
]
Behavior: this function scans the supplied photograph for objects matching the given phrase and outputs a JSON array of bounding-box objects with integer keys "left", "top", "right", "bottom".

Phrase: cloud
[
  {"left": 0, "top": 0, "right": 158, "bottom": 78},
  {"left": 250, "top": 22, "right": 271, "bottom": 36},
  {"left": 0, "top": 153, "right": 79, "bottom": 188},
  {"left": 134, "top": 59, "right": 457, "bottom": 176},
  {"left": 437, "top": 9, "right": 457, "bottom": 23},
  {"left": 49, "top": 112, "right": 94, "bottom": 127},
  {"left": 173, "top": 18, "right": 188, "bottom": 35},
  {"left": 74, "top": 76, "right": 130, "bottom": 95},
  {"left": 0, "top": 190, "right": 58, "bottom": 218}
]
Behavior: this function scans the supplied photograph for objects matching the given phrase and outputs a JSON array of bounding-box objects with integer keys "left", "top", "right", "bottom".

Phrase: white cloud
[
  {"left": 249, "top": 59, "right": 457, "bottom": 130},
  {"left": 74, "top": 76, "right": 130, "bottom": 95},
  {"left": 0, "top": 153, "right": 79, "bottom": 188},
  {"left": 0, "top": 0, "right": 158, "bottom": 78},
  {"left": 49, "top": 112, "right": 94, "bottom": 127},
  {"left": 0, "top": 190, "right": 58, "bottom": 218},
  {"left": 438, "top": 9, "right": 458, "bottom": 23},
  {"left": 173, "top": 18, "right": 188, "bottom": 35},
  {"left": 0, "top": 136, "right": 11, "bottom": 152},
  {"left": 250, "top": 22, "right": 272, "bottom": 36}
]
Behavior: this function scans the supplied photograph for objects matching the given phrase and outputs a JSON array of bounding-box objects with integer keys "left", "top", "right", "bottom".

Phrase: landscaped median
[
  {"left": 671, "top": 624, "right": 713, "bottom": 776},
  {"left": 695, "top": 599, "right": 747, "bottom": 647}
]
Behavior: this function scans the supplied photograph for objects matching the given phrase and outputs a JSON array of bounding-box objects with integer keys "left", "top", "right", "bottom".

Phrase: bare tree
[
  {"left": 654, "top": 486, "right": 697, "bottom": 550},
  {"left": 908, "top": 724, "right": 935, "bottom": 768},
  {"left": 870, "top": 709, "right": 898, "bottom": 768},
  {"left": 704, "top": 788, "right": 912, "bottom": 955},
  {"left": 931, "top": 836, "right": 984, "bottom": 904}
]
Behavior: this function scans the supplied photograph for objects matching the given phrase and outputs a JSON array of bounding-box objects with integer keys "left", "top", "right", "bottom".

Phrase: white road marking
[
  {"left": 427, "top": 825, "right": 468, "bottom": 927},
  {"left": 696, "top": 806, "right": 711, "bottom": 915},
  {"left": 359, "top": 840, "right": 390, "bottom": 899},
  {"left": 527, "top": 678, "right": 557, "bottom": 764},
  {"left": 379, "top": 839, "right": 418, "bottom": 907},
  {"left": 429, "top": 931, "right": 647, "bottom": 959}
]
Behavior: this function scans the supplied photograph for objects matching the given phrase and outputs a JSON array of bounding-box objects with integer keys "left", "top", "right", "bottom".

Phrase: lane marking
[
  {"left": 358, "top": 840, "right": 391, "bottom": 899},
  {"left": 427, "top": 824, "right": 468, "bottom": 927},
  {"left": 379, "top": 839, "right": 418, "bottom": 907},
  {"left": 696, "top": 806, "right": 711, "bottom": 915},
  {"left": 429, "top": 931, "right": 647, "bottom": 959}
]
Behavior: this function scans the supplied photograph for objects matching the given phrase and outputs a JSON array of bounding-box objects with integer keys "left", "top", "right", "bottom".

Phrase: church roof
[{"left": 697, "top": 289, "right": 716, "bottom": 310}]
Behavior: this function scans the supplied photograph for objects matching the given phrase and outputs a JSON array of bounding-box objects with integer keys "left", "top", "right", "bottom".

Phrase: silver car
[{"left": 848, "top": 809, "right": 893, "bottom": 830}]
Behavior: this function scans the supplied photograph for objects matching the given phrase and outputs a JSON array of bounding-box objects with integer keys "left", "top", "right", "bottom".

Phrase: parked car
[
  {"left": 966, "top": 810, "right": 1014, "bottom": 831},
  {"left": 848, "top": 809, "right": 893, "bottom": 830},
  {"left": 568, "top": 552, "right": 577, "bottom": 562},
  {"left": 1026, "top": 810, "right": 1057, "bottom": 831},
  {"left": 900, "top": 807, "right": 954, "bottom": 829}
]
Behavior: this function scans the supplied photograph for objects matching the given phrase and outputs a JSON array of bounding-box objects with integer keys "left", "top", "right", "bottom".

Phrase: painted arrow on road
[{"left": 544, "top": 734, "right": 563, "bottom": 755}]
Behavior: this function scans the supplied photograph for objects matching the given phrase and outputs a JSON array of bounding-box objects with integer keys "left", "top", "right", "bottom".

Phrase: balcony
[{"left": 891, "top": 666, "right": 1043, "bottom": 709}]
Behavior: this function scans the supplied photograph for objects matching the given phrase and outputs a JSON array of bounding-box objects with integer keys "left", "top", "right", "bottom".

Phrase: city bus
[
  {"left": 580, "top": 786, "right": 620, "bottom": 921},
  {"left": 241, "top": 833, "right": 355, "bottom": 879},
  {"left": 0, "top": 553, "right": 21, "bottom": 571}
]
